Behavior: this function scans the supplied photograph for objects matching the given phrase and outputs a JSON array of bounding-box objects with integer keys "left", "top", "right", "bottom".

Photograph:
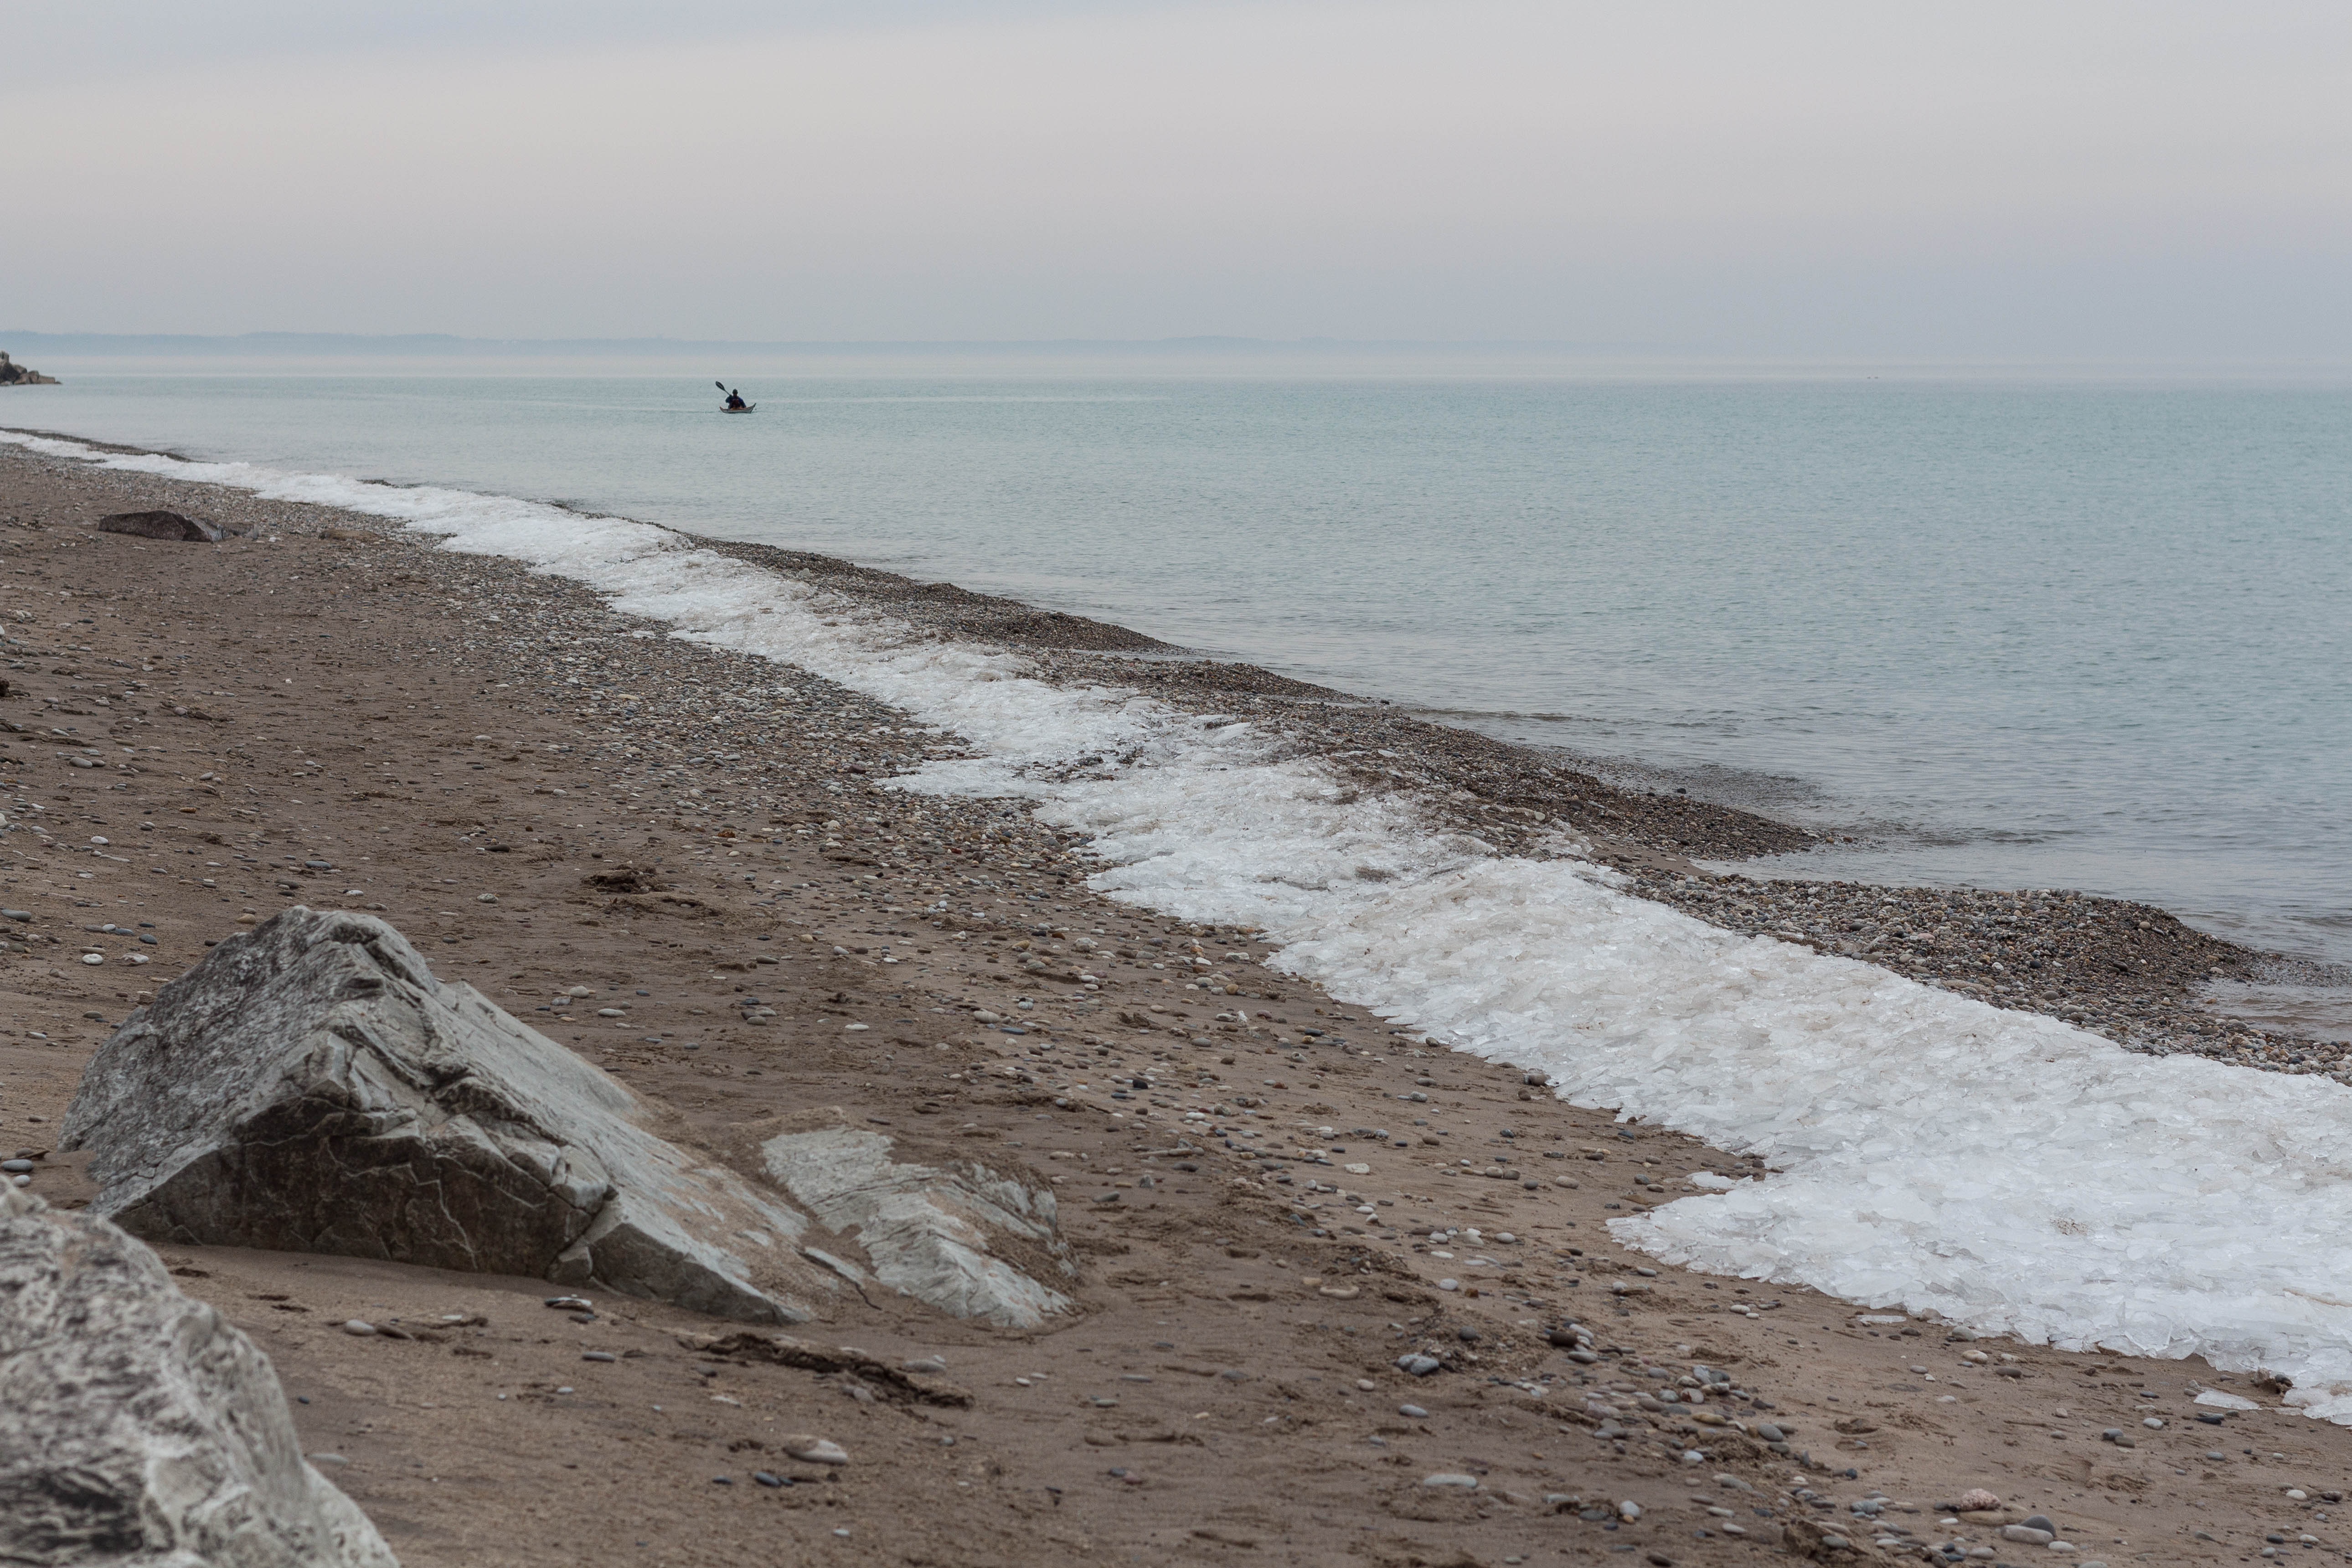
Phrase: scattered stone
[
  {"left": 781, "top": 1435, "right": 849, "bottom": 1466},
  {"left": 1398, "top": 1403, "right": 1428, "bottom": 1418},
  {"left": 340, "top": 1320, "right": 377, "bottom": 1337},
  {"left": 1421, "top": 1473, "right": 1478, "bottom": 1489}
]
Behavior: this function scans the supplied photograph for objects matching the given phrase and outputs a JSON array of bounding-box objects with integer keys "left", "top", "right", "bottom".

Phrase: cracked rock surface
[
  {"left": 756, "top": 1115, "right": 1074, "bottom": 1328},
  {"left": 0, "top": 1183, "right": 397, "bottom": 1568},
  {"left": 61, "top": 908, "right": 842, "bottom": 1323}
]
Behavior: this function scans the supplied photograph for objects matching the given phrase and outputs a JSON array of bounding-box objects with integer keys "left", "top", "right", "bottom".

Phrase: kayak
[{"left": 722, "top": 404, "right": 757, "bottom": 413}]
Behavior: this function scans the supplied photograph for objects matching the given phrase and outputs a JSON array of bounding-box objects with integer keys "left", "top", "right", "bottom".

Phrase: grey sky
[{"left": 9, "top": 1, "right": 2348, "bottom": 355}]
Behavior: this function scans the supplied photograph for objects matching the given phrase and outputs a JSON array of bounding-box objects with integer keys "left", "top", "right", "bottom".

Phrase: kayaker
[{"left": 723, "top": 387, "right": 747, "bottom": 410}]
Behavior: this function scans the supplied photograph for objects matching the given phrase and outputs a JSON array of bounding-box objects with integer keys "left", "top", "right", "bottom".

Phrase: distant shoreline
[{"left": 11, "top": 335, "right": 2352, "bottom": 387}]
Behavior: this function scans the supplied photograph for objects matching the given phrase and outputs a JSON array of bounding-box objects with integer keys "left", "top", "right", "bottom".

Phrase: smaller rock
[
  {"left": 902, "top": 1356, "right": 949, "bottom": 1374},
  {"left": 1398, "top": 1404, "right": 1428, "bottom": 1418},
  {"left": 340, "top": 1320, "right": 377, "bottom": 1337},
  {"left": 1395, "top": 1353, "right": 1443, "bottom": 1377},
  {"left": 2000, "top": 1525, "right": 2056, "bottom": 1546},
  {"left": 1421, "top": 1473, "right": 1478, "bottom": 1490},
  {"left": 96, "top": 510, "right": 228, "bottom": 543},
  {"left": 753, "top": 1470, "right": 785, "bottom": 1488},
  {"left": 581, "top": 1351, "right": 617, "bottom": 1363},
  {"left": 781, "top": 1434, "right": 849, "bottom": 1466},
  {"left": 1955, "top": 1488, "right": 2000, "bottom": 1511},
  {"left": 544, "top": 1296, "right": 593, "bottom": 1310}
]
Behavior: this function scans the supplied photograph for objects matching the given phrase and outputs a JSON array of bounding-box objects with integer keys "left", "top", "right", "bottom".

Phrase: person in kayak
[{"left": 722, "top": 387, "right": 748, "bottom": 410}]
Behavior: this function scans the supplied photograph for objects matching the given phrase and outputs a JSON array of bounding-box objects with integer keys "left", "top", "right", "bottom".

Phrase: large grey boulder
[
  {"left": 758, "top": 1117, "right": 1074, "bottom": 1328},
  {"left": 62, "top": 908, "right": 847, "bottom": 1323},
  {"left": 0, "top": 1184, "right": 397, "bottom": 1568}
]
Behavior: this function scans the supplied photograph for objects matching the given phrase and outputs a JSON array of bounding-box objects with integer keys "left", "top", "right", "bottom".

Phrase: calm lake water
[{"left": 10, "top": 356, "right": 2349, "bottom": 987}]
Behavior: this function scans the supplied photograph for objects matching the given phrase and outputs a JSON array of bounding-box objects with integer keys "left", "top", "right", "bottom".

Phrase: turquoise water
[{"left": 9, "top": 360, "right": 2349, "bottom": 969}]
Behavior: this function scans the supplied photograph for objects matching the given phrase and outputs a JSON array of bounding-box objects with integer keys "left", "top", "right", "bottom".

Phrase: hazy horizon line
[{"left": 10, "top": 331, "right": 2352, "bottom": 373}]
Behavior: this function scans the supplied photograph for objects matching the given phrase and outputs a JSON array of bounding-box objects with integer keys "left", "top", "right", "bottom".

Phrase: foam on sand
[{"left": 15, "top": 428, "right": 2352, "bottom": 1419}]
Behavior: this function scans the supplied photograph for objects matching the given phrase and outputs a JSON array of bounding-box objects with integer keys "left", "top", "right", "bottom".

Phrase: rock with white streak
[
  {"left": 62, "top": 908, "right": 846, "bottom": 1323},
  {"left": 0, "top": 1184, "right": 397, "bottom": 1567},
  {"left": 758, "top": 1117, "right": 1073, "bottom": 1328}
]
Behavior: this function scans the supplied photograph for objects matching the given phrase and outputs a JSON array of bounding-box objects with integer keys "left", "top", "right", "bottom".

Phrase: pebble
[
  {"left": 1398, "top": 1404, "right": 1428, "bottom": 1418},
  {"left": 1395, "top": 1354, "right": 1443, "bottom": 1377},
  {"left": 0, "top": 1159, "right": 32, "bottom": 1174},
  {"left": 753, "top": 1471, "right": 786, "bottom": 1488},
  {"left": 582, "top": 1351, "right": 617, "bottom": 1363},
  {"left": 543, "top": 1296, "right": 593, "bottom": 1310},
  {"left": 341, "top": 1320, "right": 377, "bottom": 1336},
  {"left": 1422, "top": 1473, "right": 1479, "bottom": 1490},
  {"left": 781, "top": 1435, "right": 849, "bottom": 1466},
  {"left": 902, "top": 1356, "right": 949, "bottom": 1374}
]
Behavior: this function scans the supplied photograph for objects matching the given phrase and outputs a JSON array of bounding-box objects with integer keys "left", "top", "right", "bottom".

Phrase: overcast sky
[{"left": 8, "top": 0, "right": 2349, "bottom": 356}]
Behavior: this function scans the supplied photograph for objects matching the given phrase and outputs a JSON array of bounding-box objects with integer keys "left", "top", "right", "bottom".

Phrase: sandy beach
[{"left": 5, "top": 435, "right": 2351, "bottom": 1566}]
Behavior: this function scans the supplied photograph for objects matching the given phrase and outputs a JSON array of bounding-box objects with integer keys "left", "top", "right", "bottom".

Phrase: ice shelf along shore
[{"left": 16, "top": 425, "right": 2352, "bottom": 1423}]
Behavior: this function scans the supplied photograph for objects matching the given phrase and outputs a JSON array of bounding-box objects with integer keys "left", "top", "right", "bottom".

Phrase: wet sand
[{"left": 4, "top": 438, "right": 2349, "bottom": 1566}]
